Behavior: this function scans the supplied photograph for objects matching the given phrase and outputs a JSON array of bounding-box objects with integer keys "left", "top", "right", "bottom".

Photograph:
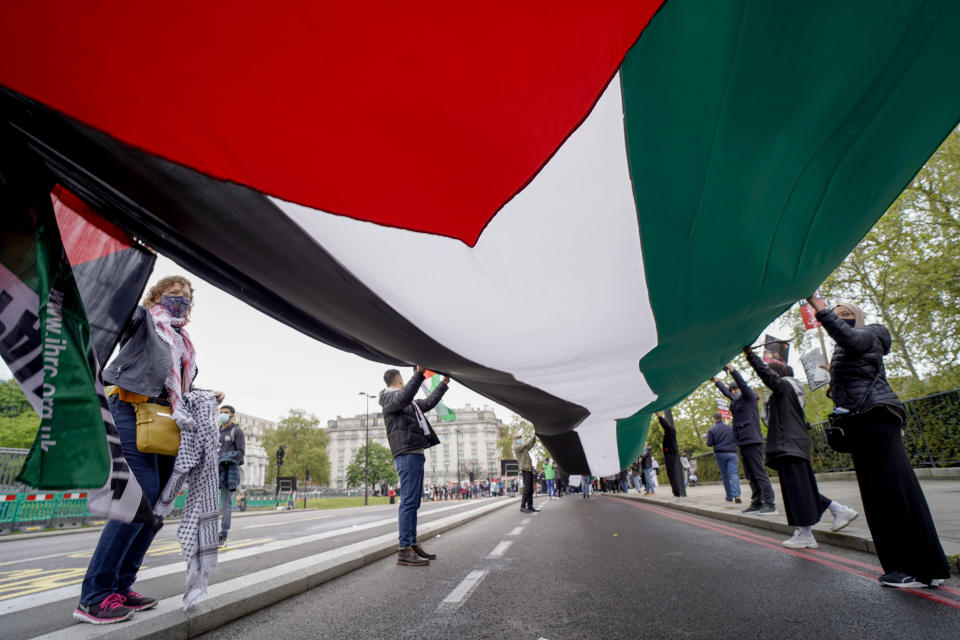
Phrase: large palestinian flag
[{"left": 2, "top": 1, "right": 958, "bottom": 476}]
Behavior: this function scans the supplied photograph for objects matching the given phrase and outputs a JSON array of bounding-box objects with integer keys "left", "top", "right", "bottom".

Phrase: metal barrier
[{"left": 0, "top": 447, "right": 29, "bottom": 492}]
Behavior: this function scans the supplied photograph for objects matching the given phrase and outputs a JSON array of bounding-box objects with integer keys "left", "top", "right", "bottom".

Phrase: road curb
[{"left": 31, "top": 497, "right": 519, "bottom": 640}]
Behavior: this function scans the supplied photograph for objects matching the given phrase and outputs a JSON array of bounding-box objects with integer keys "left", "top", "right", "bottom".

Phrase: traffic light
[{"left": 276, "top": 446, "right": 285, "bottom": 466}]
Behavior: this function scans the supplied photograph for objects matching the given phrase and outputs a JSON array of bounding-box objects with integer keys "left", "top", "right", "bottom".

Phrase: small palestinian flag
[
  {"left": 421, "top": 371, "right": 456, "bottom": 422},
  {"left": 2, "top": 1, "right": 958, "bottom": 475}
]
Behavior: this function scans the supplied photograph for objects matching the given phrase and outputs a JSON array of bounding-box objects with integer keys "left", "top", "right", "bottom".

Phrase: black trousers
[
  {"left": 773, "top": 456, "right": 831, "bottom": 527},
  {"left": 664, "top": 452, "right": 686, "bottom": 497},
  {"left": 521, "top": 470, "right": 534, "bottom": 510},
  {"left": 848, "top": 408, "right": 949, "bottom": 580},
  {"left": 739, "top": 443, "right": 775, "bottom": 507}
]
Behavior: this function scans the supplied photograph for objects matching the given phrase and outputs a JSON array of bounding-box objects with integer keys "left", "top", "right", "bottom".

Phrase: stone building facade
[
  {"left": 326, "top": 404, "right": 504, "bottom": 489},
  {"left": 231, "top": 411, "right": 273, "bottom": 488}
]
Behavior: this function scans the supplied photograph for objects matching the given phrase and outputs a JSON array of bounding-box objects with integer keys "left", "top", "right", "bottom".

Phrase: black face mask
[{"left": 842, "top": 318, "right": 856, "bottom": 328}]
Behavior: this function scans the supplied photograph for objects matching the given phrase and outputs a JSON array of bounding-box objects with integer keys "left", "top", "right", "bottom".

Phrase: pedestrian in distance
[
  {"left": 217, "top": 404, "right": 245, "bottom": 547},
  {"left": 742, "top": 347, "right": 858, "bottom": 549},
  {"left": 544, "top": 458, "right": 558, "bottom": 499},
  {"left": 75, "top": 275, "right": 224, "bottom": 625},
  {"left": 640, "top": 443, "right": 655, "bottom": 494},
  {"left": 680, "top": 450, "right": 691, "bottom": 489},
  {"left": 630, "top": 459, "right": 643, "bottom": 493},
  {"left": 515, "top": 433, "right": 539, "bottom": 512},
  {"left": 712, "top": 366, "right": 777, "bottom": 515},
  {"left": 380, "top": 365, "right": 449, "bottom": 566},
  {"left": 706, "top": 413, "right": 741, "bottom": 504},
  {"left": 807, "top": 296, "right": 950, "bottom": 588}
]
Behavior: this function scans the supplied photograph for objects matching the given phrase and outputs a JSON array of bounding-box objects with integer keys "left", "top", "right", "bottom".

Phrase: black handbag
[
  {"left": 824, "top": 415, "right": 852, "bottom": 453},
  {"left": 823, "top": 369, "right": 882, "bottom": 453}
]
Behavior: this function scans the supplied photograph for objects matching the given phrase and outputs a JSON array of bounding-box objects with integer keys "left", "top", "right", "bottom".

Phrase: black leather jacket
[
  {"left": 379, "top": 371, "right": 446, "bottom": 457},
  {"left": 103, "top": 306, "right": 197, "bottom": 397},
  {"left": 816, "top": 308, "right": 904, "bottom": 421}
]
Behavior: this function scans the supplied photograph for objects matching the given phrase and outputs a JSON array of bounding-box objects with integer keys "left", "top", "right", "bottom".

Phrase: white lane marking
[
  {"left": 508, "top": 527, "right": 525, "bottom": 536},
  {"left": 487, "top": 541, "right": 512, "bottom": 559},
  {"left": 0, "top": 498, "right": 497, "bottom": 615},
  {"left": 244, "top": 513, "right": 339, "bottom": 529},
  {"left": 442, "top": 570, "right": 488, "bottom": 604},
  {"left": 522, "top": 518, "right": 532, "bottom": 525},
  {"left": 0, "top": 551, "right": 80, "bottom": 567}
]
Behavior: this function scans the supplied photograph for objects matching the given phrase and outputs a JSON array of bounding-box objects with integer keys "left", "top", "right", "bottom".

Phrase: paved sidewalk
[{"left": 624, "top": 477, "right": 960, "bottom": 569}]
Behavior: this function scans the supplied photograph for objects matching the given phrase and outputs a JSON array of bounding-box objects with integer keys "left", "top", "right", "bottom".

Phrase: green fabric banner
[{"left": 13, "top": 201, "right": 111, "bottom": 489}]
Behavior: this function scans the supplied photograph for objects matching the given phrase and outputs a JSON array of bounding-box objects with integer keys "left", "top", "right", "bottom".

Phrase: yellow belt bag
[{"left": 106, "top": 386, "right": 181, "bottom": 456}]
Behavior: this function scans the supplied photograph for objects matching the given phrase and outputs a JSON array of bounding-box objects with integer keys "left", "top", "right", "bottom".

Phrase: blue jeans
[
  {"left": 394, "top": 453, "right": 425, "bottom": 548},
  {"left": 715, "top": 452, "right": 741, "bottom": 500},
  {"left": 632, "top": 475, "right": 643, "bottom": 492},
  {"left": 80, "top": 397, "right": 174, "bottom": 606},
  {"left": 546, "top": 479, "right": 556, "bottom": 497},
  {"left": 643, "top": 468, "right": 656, "bottom": 492},
  {"left": 220, "top": 487, "right": 233, "bottom": 535}
]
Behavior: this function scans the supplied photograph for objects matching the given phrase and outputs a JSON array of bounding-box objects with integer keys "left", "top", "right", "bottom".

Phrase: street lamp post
[
  {"left": 456, "top": 428, "right": 462, "bottom": 486},
  {"left": 359, "top": 392, "right": 375, "bottom": 506}
]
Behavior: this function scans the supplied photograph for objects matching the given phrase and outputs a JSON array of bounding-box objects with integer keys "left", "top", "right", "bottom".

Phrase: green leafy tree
[
  {"left": 0, "top": 378, "right": 39, "bottom": 448},
  {"left": 813, "top": 127, "right": 960, "bottom": 391},
  {"left": 497, "top": 416, "right": 547, "bottom": 466},
  {"left": 263, "top": 409, "right": 330, "bottom": 486},
  {"left": 345, "top": 441, "right": 397, "bottom": 488}
]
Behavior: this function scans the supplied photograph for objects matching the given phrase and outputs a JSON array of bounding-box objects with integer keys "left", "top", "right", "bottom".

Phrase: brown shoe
[
  {"left": 397, "top": 547, "right": 429, "bottom": 566},
  {"left": 411, "top": 544, "right": 437, "bottom": 560}
]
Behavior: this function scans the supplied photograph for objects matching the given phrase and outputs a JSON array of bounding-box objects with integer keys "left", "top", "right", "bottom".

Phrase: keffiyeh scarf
[
  {"left": 155, "top": 390, "right": 220, "bottom": 609},
  {"left": 147, "top": 304, "right": 197, "bottom": 410}
]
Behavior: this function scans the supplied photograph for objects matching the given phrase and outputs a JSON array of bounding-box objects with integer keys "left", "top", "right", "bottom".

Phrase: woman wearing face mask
[
  {"left": 806, "top": 295, "right": 949, "bottom": 589},
  {"left": 75, "top": 276, "right": 223, "bottom": 624}
]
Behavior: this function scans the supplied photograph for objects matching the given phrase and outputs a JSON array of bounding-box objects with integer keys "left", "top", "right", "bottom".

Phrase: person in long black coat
[
  {"left": 743, "top": 348, "right": 858, "bottom": 549},
  {"left": 808, "top": 296, "right": 950, "bottom": 588},
  {"left": 656, "top": 411, "right": 686, "bottom": 498}
]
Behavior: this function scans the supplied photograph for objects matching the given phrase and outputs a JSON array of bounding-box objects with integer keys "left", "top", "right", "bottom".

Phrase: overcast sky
[{"left": 2, "top": 254, "right": 814, "bottom": 427}]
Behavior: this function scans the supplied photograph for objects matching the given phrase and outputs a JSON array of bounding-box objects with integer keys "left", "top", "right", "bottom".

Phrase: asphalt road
[
  {"left": 0, "top": 498, "right": 500, "bottom": 639},
  {"left": 198, "top": 494, "right": 960, "bottom": 640}
]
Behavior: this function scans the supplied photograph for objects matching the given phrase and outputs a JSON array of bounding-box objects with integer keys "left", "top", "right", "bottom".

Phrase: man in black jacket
[
  {"left": 713, "top": 365, "right": 777, "bottom": 515},
  {"left": 380, "top": 365, "right": 449, "bottom": 566}
]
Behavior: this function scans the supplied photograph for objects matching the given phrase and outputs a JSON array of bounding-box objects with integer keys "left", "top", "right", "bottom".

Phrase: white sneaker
[
  {"left": 831, "top": 507, "right": 859, "bottom": 532},
  {"left": 782, "top": 530, "right": 818, "bottom": 549},
  {"left": 928, "top": 578, "right": 945, "bottom": 587}
]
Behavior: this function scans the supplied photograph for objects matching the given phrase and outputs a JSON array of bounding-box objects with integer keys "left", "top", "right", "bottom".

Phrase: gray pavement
[
  {"left": 195, "top": 494, "right": 960, "bottom": 640},
  {"left": 637, "top": 476, "right": 960, "bottom": 559},
  {"left": 0, "top": 497, "right": 507, "bottom": 639}
]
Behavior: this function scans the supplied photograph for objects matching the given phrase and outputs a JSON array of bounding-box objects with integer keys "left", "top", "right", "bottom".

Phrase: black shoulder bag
[{"left": 824, "top": 368, "right": 882, "bottom": 453}]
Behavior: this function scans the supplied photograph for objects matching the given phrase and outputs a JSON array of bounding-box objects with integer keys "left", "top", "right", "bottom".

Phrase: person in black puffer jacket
[
  {"left": 379, "top": 365, "right": 448, "bottom": 566},
  {"left": 809, "top": 296, "right": 950, "bottom": 588},
  {"left": 744, "top": 348, "right": 857, "bottom": 549}
]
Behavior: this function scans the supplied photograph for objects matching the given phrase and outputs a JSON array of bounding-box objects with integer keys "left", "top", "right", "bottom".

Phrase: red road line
[
  {"left": 626, "top": 501, "right": 960, "bottom": 599},
  {"left": 611, "top": 497, "right": 960, "bottom": 611}
]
